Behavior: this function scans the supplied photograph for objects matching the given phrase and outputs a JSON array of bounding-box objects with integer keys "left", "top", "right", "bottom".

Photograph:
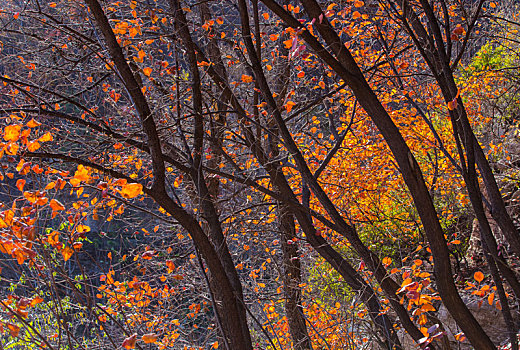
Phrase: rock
[{"left": 437, "top": 297, "right": 511, "bottom": 349}]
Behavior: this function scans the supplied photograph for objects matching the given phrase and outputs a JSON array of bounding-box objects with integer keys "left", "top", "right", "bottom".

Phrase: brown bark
[
  {"left": 169, "top": 0, "right": 253, "bottom": 348},
  {"left": 257, "top": 0, "right": 495, "bottom": 348},
  {"left": 86, "top": 1, "right": 253, "bottom": 348},
  {"left": 185, "top": 15, "right": 402, "bottom": 347},
  {"left": 279, "top": 207, "right": 313, "bottom": 350}
]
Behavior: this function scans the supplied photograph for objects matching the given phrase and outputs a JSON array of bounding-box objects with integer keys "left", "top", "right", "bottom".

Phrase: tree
[{"left": 0, "top": 0, "right": 518, "bottom": 349}]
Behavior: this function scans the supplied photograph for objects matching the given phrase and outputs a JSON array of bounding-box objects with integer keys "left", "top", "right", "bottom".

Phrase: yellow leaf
[
  {"left": 121, "top": 183, "right": 143, "bottom": 199},
  {"left": 38, "top": 132, "right": 53, "bottom": 142},
  {"left": 4, "top": 125, "right": 21, "bottom": 142},
  {"left": 76, "top": 225, "right": 91, "bottom": 233}
]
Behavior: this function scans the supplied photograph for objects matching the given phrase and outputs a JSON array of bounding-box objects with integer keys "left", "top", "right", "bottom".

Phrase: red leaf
[{"left": 122, "top": 334, "right": 137, "bottom": 349}]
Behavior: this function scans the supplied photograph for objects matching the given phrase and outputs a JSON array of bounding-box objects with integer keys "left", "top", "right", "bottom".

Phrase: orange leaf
[
  {"left": 7, "top": 323, "right": 20, "bottom": 337},
  {"left": 48, "top": 231, "right": 60, "bottom": 245},
  {"left": 142, "top": 333, "right": 158, "bottom": 344},
  {"left": 121, "top": 183, "right": 143, "bottom": 199},
  {"left": 50, "top": 199, "right": 65, "bottom": 211},
  {"left": 212, "top": 341, "right": 219, "bottom": 349},
  {"left": 129, "top": 27, "right": 139, "bottom": 38},
  {"left": 26, "top": 118, "right": 41, "bottom": 128},
  {"left": 16, "top": 179, "right": 25, "bottom": 192},
  {"left": 70, "top": 165, "right": 90, "bottom": 187},
  {"left": 76, "top": 225, "right": 91, "bottom": 233},
  {"left": 30, "top": 296, "right": 44, "bottom": 306},
  {"left": 27, "top": 141, "right": 41, "bottom": 151},
  {"left": 122, "top": 334, "right": 137, "bottom": 349},
  {"left": 488, "top": 292, "right": 495, "bottom": 305},
  {"left": 285, "top": 101, "right": 296, "bottom": 113},
  {"left": 447, "top": 98, "right": 457, "bottom": 111},
  {"left": 241, "top": 74, "right": 253, "bottom": 83},
  {"left": 354, "top": 0, "right": 364, "bottom": 7},
  {"left": 453, "top": 26, "right": 464, "bottom": 36},
  {"left": 166, "top": 260, "right": 175, "bottom": 273},
  {"left": 421, "top": 303, "right": 436, "bottom": 312},
  {"left": 143, "top": 67, "right": 152, "bottom": 76},
  {"left": 262, "top": 13, "right": 269, "bottom": 20},
  {"left": 38, "top": 132, "right": 53, "bottom": 142},
  {"left": 474, "top": 271, "right": 484, "bottom": 283},
  {"left": 4, "top": 125, "right": 21, "bottom": 142},
  {"left": 62, "top": 246, "right": 74, "bottom": 261},
  {"left": 23, "top": 191, "right": 38, "bottom": 204}
]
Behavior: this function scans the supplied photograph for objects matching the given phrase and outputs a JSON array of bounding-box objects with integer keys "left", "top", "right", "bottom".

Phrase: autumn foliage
[{"left": 0, "top": 0, "right": 519, "bottom": 349}]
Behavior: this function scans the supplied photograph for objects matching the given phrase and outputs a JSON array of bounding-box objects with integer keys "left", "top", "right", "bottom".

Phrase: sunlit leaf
[
  {"left": 120, "top": 183, "right": 143, "bottom": 199},
  {"left": 122, "top": 334, "right": 137, "bottom": 349},
  {"left": 142, "top": 333, "right": 158, "bottom": 344},
  {"left": 474, "top": 271, "right": 484, "bottom": 283},
  {"left": 62, "top": 246, "right": 74, "bottom": 261}
]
